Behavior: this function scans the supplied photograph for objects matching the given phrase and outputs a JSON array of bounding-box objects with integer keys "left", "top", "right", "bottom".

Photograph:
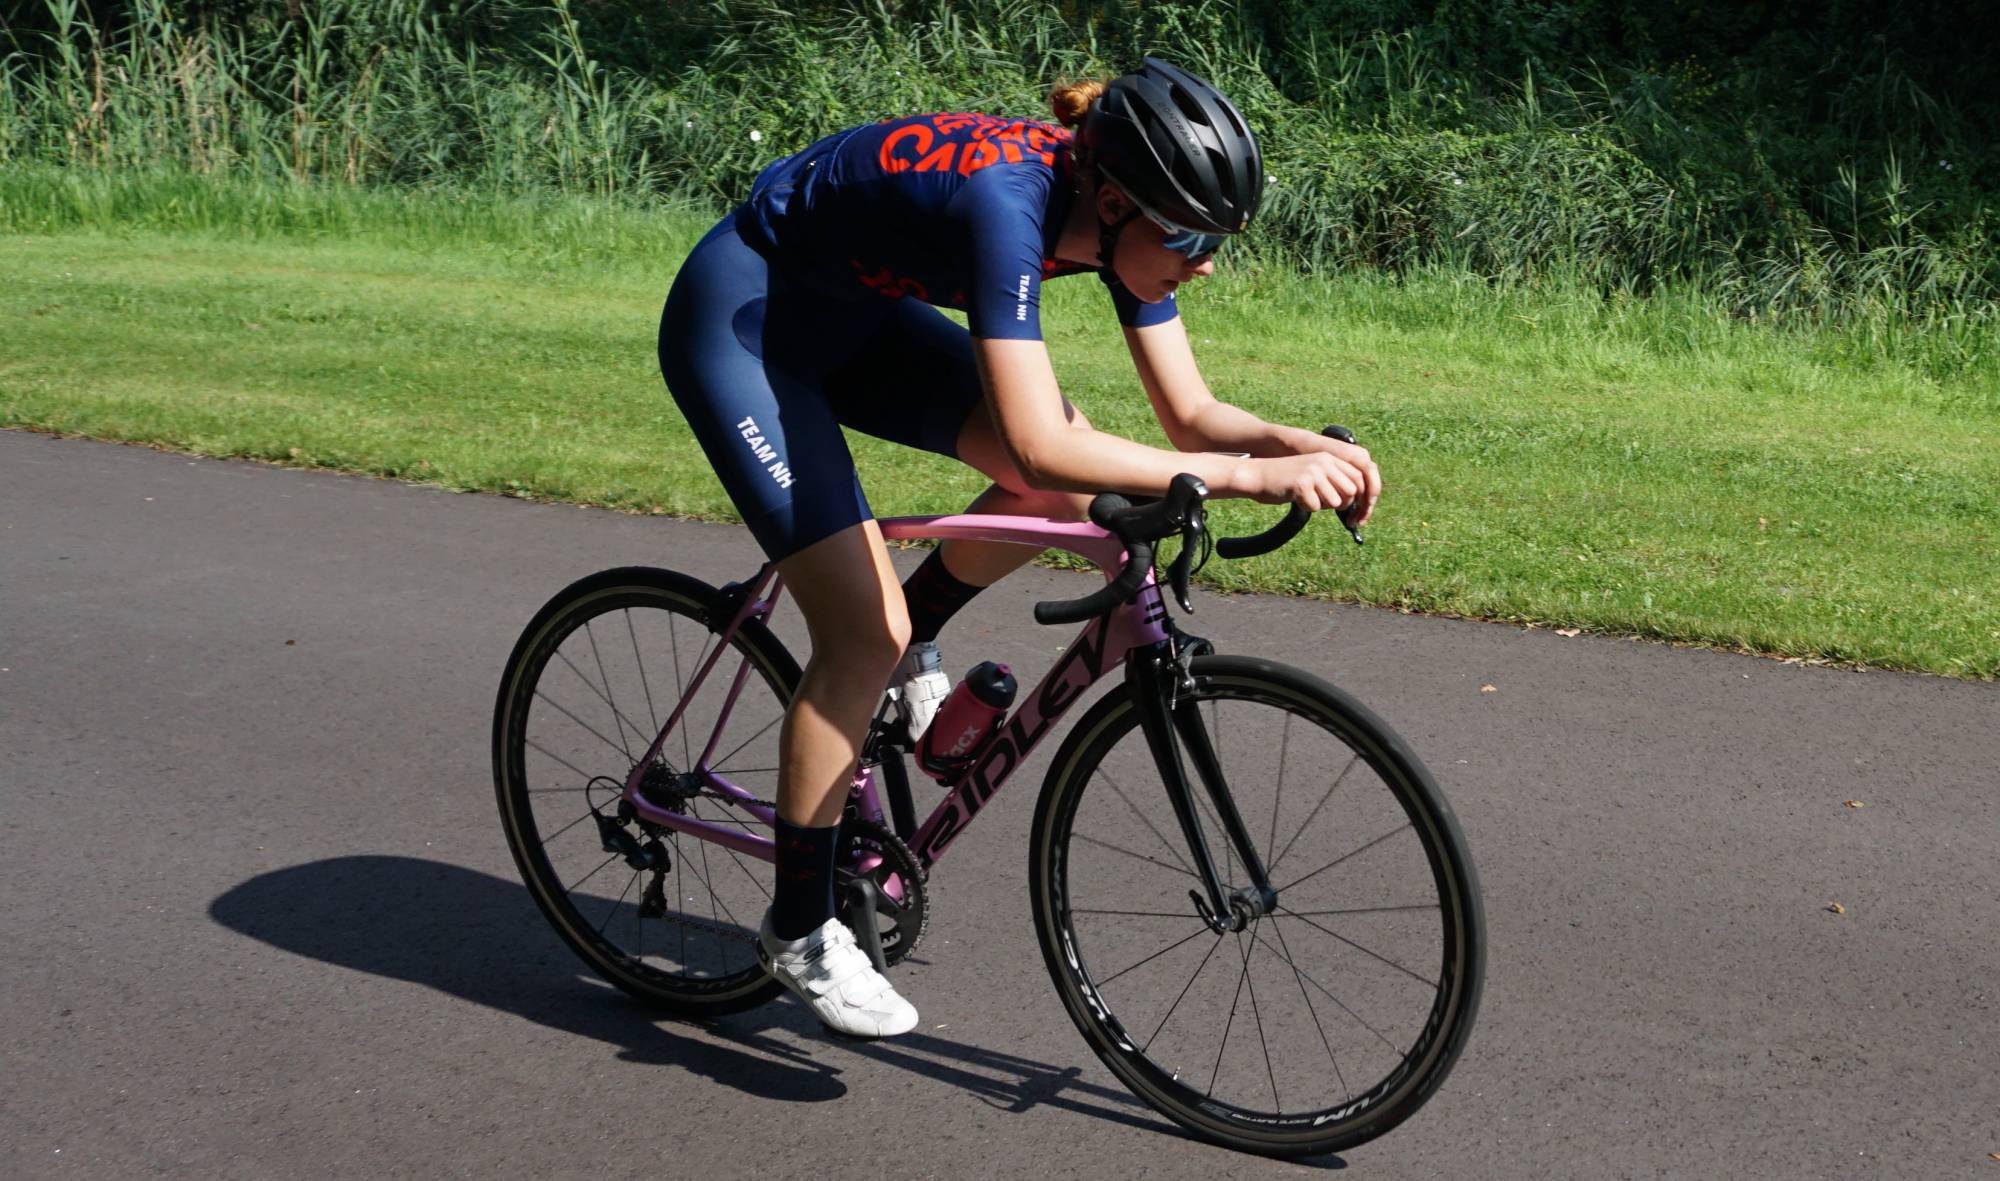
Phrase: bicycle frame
[{"left": 614, "top": 511, "right": 1275, "bottom": 924}]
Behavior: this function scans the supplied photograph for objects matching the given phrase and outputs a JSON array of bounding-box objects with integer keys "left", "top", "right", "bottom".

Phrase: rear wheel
[
  {"left": 493, "top": 567, "right": 796, "bottom": 1014},
  {"left": 1029, "top": 656, "right": 1483, "bottom": 1157}
]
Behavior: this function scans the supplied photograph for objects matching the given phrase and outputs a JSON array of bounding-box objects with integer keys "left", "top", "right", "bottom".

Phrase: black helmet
[{"left": 1082, "top": 57, "right": 1264, "bottom": 236}]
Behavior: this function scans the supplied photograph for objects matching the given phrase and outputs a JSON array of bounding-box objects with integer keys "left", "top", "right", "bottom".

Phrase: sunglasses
[{"left": 1142, "top": 210, "right": 1227, "bottom": 260}]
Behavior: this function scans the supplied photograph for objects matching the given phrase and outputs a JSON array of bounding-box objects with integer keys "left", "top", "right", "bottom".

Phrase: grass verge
[{"left": 4, "top": 173, "right": 1995, "bottom": 678}]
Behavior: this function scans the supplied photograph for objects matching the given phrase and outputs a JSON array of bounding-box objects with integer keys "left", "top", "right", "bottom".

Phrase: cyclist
[{"left": 658, "top": 58, "right": 1379, "bottom": 1038}]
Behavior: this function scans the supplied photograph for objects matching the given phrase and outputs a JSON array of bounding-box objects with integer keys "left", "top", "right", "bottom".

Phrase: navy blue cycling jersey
[{"left": 735, "top": 112, "right": 1179, "bottom": 340}]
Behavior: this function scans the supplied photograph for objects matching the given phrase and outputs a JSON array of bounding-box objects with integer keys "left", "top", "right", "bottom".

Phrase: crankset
[{"left": 836, "top": 819, "right": 930, "bottom": 973}]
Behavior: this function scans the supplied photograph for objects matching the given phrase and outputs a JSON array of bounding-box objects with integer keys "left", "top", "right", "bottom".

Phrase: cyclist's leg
[
  {"left": 659, "top": 218, "right": 910, "bottom": 928},
  {"left": 771, "top": 521, "right": 909, "bottom": 829}
]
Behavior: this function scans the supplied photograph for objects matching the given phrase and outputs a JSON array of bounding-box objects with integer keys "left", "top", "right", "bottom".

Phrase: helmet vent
[{"left": 1169, "top": 85, "right": 1207, "bottom": 124}]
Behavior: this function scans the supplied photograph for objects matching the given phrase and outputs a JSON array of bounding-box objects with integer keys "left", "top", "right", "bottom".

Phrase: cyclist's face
[{"left": 1100, "top": 187, "right": 1219, "bottom": 303}]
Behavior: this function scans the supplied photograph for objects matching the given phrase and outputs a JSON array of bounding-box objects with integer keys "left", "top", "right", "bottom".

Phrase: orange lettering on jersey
[
  {"left": 886, "top": 114, "right": 1072, "bottom": 177},
  {"left": 849, "top": 259, "right": 928, "bottom": 301},
  {"left": 913, "top": 141, "right": 957, "bottom": 173},
  {"left": 957, "top": 138, "right": 1002, "bottom": 176},
  {"left": 879, "top": 124, "right": 933, "bottom": 173}
]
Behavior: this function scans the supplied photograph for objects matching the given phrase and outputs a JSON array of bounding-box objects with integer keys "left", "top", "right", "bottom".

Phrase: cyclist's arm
[
  {"left": 1124, "top": 317, "right": 1382, "bottom": 521},
  {"left": 1123, "top": 316, "right": 1323, "bottom": 457},
  {"left": 973, "top": 337, "right": 1253, "bottom": 497}
]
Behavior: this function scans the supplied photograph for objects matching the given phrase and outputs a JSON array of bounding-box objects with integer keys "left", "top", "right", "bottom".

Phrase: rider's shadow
[
  {"left": 208, "top": 854, "right": 840, "bottom": 1101},
  {"left": 207, "top": 854, "right": 1312, "bottom": 1159}
]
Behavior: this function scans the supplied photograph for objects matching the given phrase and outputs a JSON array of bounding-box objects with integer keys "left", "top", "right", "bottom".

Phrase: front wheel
[{"left": 1029, "top": 656, "right": 1483, "bottom": 1158}]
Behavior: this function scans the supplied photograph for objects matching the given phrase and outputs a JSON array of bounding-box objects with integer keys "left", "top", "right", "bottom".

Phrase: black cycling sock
[
  {"left": 902, "top": 547, "right": 985, "bottom": 645},
  {"left": 771, "top": 818, "right": 839, "bottom": 942}
]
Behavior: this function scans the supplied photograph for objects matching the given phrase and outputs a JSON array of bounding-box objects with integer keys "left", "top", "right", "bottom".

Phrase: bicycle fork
[{"left": 1127, "top": 639, "right": 1277, "bottom": 934}]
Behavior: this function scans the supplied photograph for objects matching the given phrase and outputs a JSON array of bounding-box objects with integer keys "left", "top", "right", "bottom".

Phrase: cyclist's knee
[{"left": 779, "top": 520, "right": 911, "bottom": 674}]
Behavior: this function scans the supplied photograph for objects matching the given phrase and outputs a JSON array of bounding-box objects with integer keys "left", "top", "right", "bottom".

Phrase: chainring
[{"left": 838, "top": 819, "right": 930, "bottom": 966}]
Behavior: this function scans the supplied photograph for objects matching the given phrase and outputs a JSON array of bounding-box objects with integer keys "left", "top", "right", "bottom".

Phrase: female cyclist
[{"left": 657, "top": 58, "right": 1380, "bottom": 1038}]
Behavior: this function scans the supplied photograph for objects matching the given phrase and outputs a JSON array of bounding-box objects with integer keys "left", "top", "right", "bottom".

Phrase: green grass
[{"left": 4, "top": 173, "right": 1995, "bottom": 678}]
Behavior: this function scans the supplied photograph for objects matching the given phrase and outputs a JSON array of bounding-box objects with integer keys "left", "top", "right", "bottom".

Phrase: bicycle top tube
[{"left": 877, "top": 512, "right": 1131, "bottom": 573}]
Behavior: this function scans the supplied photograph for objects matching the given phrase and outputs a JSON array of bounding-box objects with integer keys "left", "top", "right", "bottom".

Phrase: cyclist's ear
[{"left": 1094, "top": 182, "right": 1133, "bottom": 223}]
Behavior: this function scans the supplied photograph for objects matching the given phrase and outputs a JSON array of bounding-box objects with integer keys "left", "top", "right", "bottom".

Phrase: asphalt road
[{"left": 3, "top": 428, "right": 1996, "bottom": 1179}]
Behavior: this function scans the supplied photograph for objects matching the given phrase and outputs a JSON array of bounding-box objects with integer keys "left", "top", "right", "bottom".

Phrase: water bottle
[{"left": 916, "top": 661, "right": 1017, "bottom": 783}]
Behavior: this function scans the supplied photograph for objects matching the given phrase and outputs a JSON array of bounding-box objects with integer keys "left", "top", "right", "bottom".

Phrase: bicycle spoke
[
  {"left": 694, "top": 798, "right": 772, "bottom": 902},
  {"left": 1286, "top": 903, "right": 1440, "bottom": 917},
  {"left": 710, "top": 706, "right": 783, "bottom": 774},
  {"left": 531, "top": 688, "right": 631, "bottom": 764},
  {"left": 1242, "top": 918, "right": 1281, "bottom": 1113},
  {"left": 1268, "top": 711, "right": 1291, "bottom": 859},
  {"left": 1252, "top": 927, "right": 1405, "bottom": 1056},
  {"left": 674, "top": 840, "right": 745, "bottom": 933},
  {"left": 1093, "top": 767, "right": 1194, "bottom": 874},
  {"left": 564, "top": 852, "right": 620, "bottom": 895},
  {"left": 537, "top": 805, "right": 599, "bottom": 847},
  {"left": 627, "top": 608, "right": 662, "bottom": 737},
  {"left": 675, "top": 831, "right": 687, "bottom": 966},
  {"left": 1143, "top": 928, "right": 1227, "bottom": 1053},
  {"left": 668, "top": 611, "right": 693, "bottom": 771},
  {"left": 1270, "top": 752, "right": 1362, "bottom": 873},
  {"left": 1208, "top": 927, "right": 1255, "bottom": 1097},
  {"left": 1072, "top": 832, "right": 1196, "bottom": 879},
  {"left": 698, "top": 828, "right": 722, "bottom": 930},
  {"left": 580, "top": 622, "right": 636, "bottom": 759},
  {"left": 1095, "top": 925, "right": 1215, "bottom": 988},
  {"left": 1276, "top": 821, "right": 1411, "bottom": 894},
  {"left": 522, "top": 736, "right": 599, "bottom": 786},
  {"left": 1277, "top": 906, "right": 1437, "bottom": 988},
  {"left": 596, "top": 869, "right": 641, "bottom": 936},
  {"left": 1271, "top": 910, "right": 1351, "bottom": 1102},
  {"left": 1072, "top": 908, "right": 1201, "bottom": 918}
]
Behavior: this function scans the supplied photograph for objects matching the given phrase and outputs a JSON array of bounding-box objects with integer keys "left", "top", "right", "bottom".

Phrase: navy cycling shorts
[{"left": 658, "top": 212, "right": 985, "bottom": 561}]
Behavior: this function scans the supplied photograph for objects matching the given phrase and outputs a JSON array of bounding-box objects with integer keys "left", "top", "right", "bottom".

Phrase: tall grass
[{"left": 2, "top": 0, "right": 1994, "bottom": 383}]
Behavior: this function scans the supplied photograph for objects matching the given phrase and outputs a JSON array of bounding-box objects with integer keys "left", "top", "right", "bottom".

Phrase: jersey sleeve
[{"left": 953, "top": 168, "right": 1055, "bottom": 340}]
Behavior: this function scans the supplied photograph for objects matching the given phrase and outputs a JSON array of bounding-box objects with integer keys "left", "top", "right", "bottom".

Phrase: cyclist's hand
[
  {"left": 1233, "top": 451, "right": 1368, "bottom": 511},
  {"left": 1303, "top": 435, "right": 1380, "bottom": 525}
]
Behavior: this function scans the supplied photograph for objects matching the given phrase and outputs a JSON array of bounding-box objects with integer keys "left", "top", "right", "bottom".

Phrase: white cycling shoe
[
  {"left": 892, "top": 640, "right": 951, "bottom": 745},
  {"left": 758, "top": 912, "right": 919, "bottom": 1039}
]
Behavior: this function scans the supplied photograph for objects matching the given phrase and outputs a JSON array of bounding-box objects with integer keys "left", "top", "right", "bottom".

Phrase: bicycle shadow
[{"left": 208, "top": 855, "right": 1344, "bottom": 1165}]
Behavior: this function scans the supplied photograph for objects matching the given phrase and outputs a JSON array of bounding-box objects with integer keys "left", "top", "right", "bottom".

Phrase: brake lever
[
  {"left": 1166, "top": 516, "right": 1200, "bottom": 613},
  {"left": 1336, "top": 505, "right": 1365, "bottom": 546},
  {"left": 1322, "top": 425, "right": 1366, "bottom": 545}
]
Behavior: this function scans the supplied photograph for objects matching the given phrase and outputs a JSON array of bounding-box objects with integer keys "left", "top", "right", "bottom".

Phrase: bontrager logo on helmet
[{"left": 1080, "top": 56, "right": 1263, "bottom": 238}]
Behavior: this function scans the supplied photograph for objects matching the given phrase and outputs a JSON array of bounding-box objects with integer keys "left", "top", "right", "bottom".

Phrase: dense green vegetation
[{"left": 3, "top": 0, "right": 1994, "bottom": 383}]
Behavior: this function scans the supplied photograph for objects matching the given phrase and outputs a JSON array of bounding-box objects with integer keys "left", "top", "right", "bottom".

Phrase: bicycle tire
[
  {"left": 493, "top": 566, "right": 798, "bottom": 1014},
  {"left": 1028, "top": 655, "right": 1484, "bottom": 1157}
]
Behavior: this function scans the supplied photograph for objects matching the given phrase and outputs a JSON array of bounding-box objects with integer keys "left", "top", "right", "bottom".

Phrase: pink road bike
[{"left": 493, "top": 455, "right": 1484, "bottom": 1158}]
